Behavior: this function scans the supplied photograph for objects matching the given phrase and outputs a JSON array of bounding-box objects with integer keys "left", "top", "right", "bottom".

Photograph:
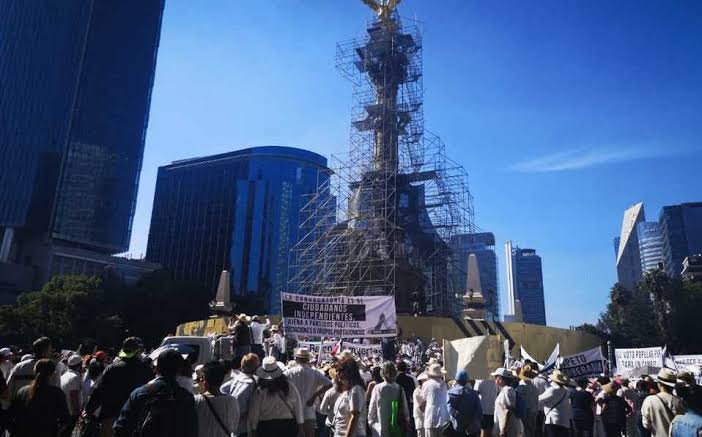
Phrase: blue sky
[{"left": 127, "top": 1, "right": 702, "bottom": 328}]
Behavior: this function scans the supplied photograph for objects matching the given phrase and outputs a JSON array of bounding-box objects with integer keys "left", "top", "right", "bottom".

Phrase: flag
[
  {"left": 521, "top": 346, "right": 540, "bottom": 365},
  {"left": 662, "top": 345, "right": 679, "bottom": 372},
  {"left": 330, "top": 338, "right": 342, "bottom": 357},
  {"left": 540, "top": 343, "right": 560, "bottom": 374},
  {"left": 504, "top": 339, "right": 514, "bottom": 368}
]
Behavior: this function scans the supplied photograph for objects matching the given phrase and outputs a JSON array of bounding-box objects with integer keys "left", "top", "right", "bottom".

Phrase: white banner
[
  {"left": 297, "top": 341, "right": 382, "bottom": 361},
  {"left": 559, "top": 346, "right": 604, "bottom": 379},
  {"left": 281, "top": 292, "right": 398, "bottom": 338},
  {"left": 674, "top": 354, "right": 702, "bottom": 375},
  {"left": 615, "top": 347, "right": 663, "bottom": 375}
]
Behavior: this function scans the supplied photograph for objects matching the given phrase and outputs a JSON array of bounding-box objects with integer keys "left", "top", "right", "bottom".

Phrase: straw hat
[
  {"left": 549, "top": 370, "right": 569, "bottom": 386},
  {"left": 519, "top": 364, "right": 538, "bottom": 381},
  {"left": 294, "top": 347, "right": 311, "bottom": 361},
  {"left": 270, "top": 325, "right": 279, "bottom": 332},
  {"left": 677, "top": 371, "right": 695, "bottom": 387},
  {"left": 426, "top": 363, "right": 447, "bottom": 378},
  {"left": 338, "top": 350, "right": 353, "bottom": 360},
  {"left": 238, "top": 313, "right": 250, "bottom": 322},
  {"left": 602, "top": 382, "right": 618, "bottom": 395},
  {"left": 655, "top": 368, "right": 678, "bottom": 388},
  {"left": 256, "top": 356, "right": 285, "bottom": 380},
  {"left": 67, "top": 355, "right": 83, "bottom": 367},
  {"left": 491, "top": 368, "right": 514, "bottom": 379},
  {"left": 417, "top": 372, "right": 429, "bottom": 382}
]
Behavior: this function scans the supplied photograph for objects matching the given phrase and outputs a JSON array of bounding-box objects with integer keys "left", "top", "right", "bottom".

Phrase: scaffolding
[{"left": 289, "top": 11, "right": 476, "bottom": 315}]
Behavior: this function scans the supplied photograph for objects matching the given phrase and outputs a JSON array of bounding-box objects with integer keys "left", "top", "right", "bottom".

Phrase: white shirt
[
  {"left": 368, "top": 381, "right": 409, "bottom": 437},
  {"left": 422, "top": 378, "right": 450, "bottom": 429},
  {"left": 250, "top": 319, "right": 271, "bottom": 345},
  {"left": 226, "top": 372, "right": 257, "bottom": 435},
  {"left": 248, "top": 383, "right": 304, "bottom": 432},
  {"left": 0, "top": 360, "right": 13, "bottom": 380},
  {"left": 60, "top": 369, "right": 82, "bottom": 416},
  {"left": 539, "top": 383, "right": 572, "bottom": 427},
  {"left": 474, "top": 379, "right": 498, "bottom": 415},
  {"left": 285, "top": 365, "right": 331, "bottom": 421},
  {"left": 194, "top": 393, "right": 240, "bottom": 437},
  {"left": 333, "top": 385, "right": 367, "bottom": 437},
  {"left": 413, "top": 386, "right": 425, "bottom": 429},
  {"left": 495, "top": 385, "right": 523, "bottom": 437},
  {"left": 320, "top": 386, "right": 341, "bottom": 426}
]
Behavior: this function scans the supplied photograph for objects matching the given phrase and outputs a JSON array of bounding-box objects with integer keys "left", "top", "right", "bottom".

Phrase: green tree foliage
[
  {"left": 596, "top": 269, "right": 702, "bottom": 353},
  {"left": 0, "top": 271, "right": 211, "bottom": 350}
]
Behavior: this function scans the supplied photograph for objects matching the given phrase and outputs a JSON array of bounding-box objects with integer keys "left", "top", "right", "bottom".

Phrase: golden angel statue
[{"left": 361, "top": 0, "right": 402, "bottom": 22}]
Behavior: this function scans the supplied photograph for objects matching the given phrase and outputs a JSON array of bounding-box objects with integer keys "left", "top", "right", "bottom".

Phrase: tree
[{"left": 597, "top": 282, "right": 661, "bottom": 348}]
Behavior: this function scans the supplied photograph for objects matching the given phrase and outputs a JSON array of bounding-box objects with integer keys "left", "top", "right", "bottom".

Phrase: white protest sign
[
  {"left": 559, "top": 347, "right": 604, "bottom": 379},
  {"left": 281, "top": 292, "right": 398, "bottom": 338},
  {"left": 674, "top": 354, "right": 702, "bottom": 375},
  {"left": 614, "top": 347, "right": 663, "bottom": 375},
  {"left": 298, "top": 341, "right": 336, "bottom": 361},
  {"left": 297, "top": 341, "right": 383, "bottom": 362}
]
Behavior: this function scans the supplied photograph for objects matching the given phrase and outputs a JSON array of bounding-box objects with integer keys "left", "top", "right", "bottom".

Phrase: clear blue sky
[{"left": 127, "top": 1, "right": 702, "bottom": 328}]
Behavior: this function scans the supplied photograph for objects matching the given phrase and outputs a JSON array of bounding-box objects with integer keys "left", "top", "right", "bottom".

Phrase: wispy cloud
[{"left": 508, "top": 146, "right": 678, "bottom": 173}]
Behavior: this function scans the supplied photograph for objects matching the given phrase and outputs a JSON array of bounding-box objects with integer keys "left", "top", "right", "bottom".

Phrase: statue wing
[
  {"left": 387, "top": 0, "right": 402, "bottom": 12},
  {"left": 361, "top": 0, "right": 382, "bottom": 14}
]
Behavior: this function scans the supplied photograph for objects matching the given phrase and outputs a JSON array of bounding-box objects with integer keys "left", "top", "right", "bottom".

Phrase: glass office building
[
  {"left": 0, "top": 0, "right": 164, "bottom": 265},
  {"left": 146, "top": 147, "right": 330, "bottom": 314},
  {"left": 659, "top": 202, "right": 702, "bottom": 277},
  {"left": 505, "top": 242, "right": 546, "bottom": 325},
  {"left": 637, "top": 221, "right": 664, "bottom": 273},
  {"left": 449, "top": 233, "right": 500, "bottom": 320}
]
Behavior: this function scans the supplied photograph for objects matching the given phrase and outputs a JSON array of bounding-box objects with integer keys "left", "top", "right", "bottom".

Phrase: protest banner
[
  {"left": 614, "top": 347, "right": 663, "bottom": 376},
  {"left": 674, "top": 354, "right": 702, "bottom": 375},
  {"left": 297, "top": 341, "right": 383, "bottom": 362},
  {"left": 342, "top": 342, "right": 383, "bottom": 360},
  {"left": 298, "top": 340, "right": 336, "bottom": 361},
  {"left": 559, "top": 346, "right": 604, "bottom": 379},
  {"left": 281, "top": 292, "right": 398, "bottom": 338}
]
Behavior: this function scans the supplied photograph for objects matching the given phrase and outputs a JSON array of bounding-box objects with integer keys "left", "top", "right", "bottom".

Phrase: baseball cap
[{"left": 118, "top": 337, "right": 144, "bottom": 359}]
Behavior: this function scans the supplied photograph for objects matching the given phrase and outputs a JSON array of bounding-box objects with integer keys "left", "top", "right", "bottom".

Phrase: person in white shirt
[
  {"left": 491, "top": 367, "right": 523, "bottom": 437},
  {"left": 320, "top": 369, "right": 342, "bottom": 437},
  {"left": 226, "top": 353, "right": 260, "bottom": 436},
  {"left": 475, "top": 378, "right": 498, "bottom": 437},
  {"left": 517, "top": 365, "right": 540, "bottom": 437},
  {"left": 248, "top": 356, "right": 304, "bottom": 437},
  {"left": 640, "top": 368, "right": 685, "bottom": 437},
  {"left": 422, "top": 363, "right": 450, "bottom": 437},
  {"left": 285, "top": 348, "right": 333, "bottom": 437},
  {"left": 8, "top": 337, "right": 56, "bottom": 397},
  {"left": 60, "top": 354, "right": 83, "bottom": 434},
  {"left": 368, "top": 361, "right": 410, "bottom": 437},
  {"left": 414, "top": 372, "right": 429, "bottom": 437},
  {"left": 332, "top": 356, "right": 367, "bottom": 437},
  {"left": 538, "top": 370, "right": 572, "bottom": 437},
  {"left": 250, "top": 315, "right": 271, "bottom": 359},
  {"left": 194, "top": 361, "right": 240, "bottom": 437},
  {"left": 270, "top": 325, "right": 287, "bottom": 361}
]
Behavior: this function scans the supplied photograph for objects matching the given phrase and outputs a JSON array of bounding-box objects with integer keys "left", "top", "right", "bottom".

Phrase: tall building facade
[
  {"left": 505, "top": 241, "right": 546, "bottom": 325},
  {"left": 146, "top": 147, "right": 330, "bottom": 314},
  {"left": 449, "top": 233, "right": 499, "bottom": 320},
  {"left": 0, "top": 0, "right": 164, "bottom": 291},
  {"left": 637, "top": 222, "right": 664, "bottom": 273},
  {"left": 659, "top": 202, "right": 702, "bottom": 277},
  {"left": 615, "top": 202, "right": 646, "bottom": 289}
]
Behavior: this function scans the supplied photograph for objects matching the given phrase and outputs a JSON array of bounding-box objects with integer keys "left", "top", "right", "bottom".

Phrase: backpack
[
  {"left": 135, "top": 382, "right": 180, "bottom": 437},
  {"left": 514, "top": 389, "right": 528, "bottom": 420}
]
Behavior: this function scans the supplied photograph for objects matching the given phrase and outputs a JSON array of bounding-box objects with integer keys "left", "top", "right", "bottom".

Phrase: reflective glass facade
[
  {"left": 637, "top": 221, "right": 664, "bottom": 273},
  {"left": 0, "top": 0, "right": 164, "bottom": 254},
  {"left": 506, "top": 244, "right": 546, "bottom": 325},
  {"left": 449, "top": 233, "right": 500, "bottom": 320},
  {"left": 146, "top": 147, "right": 329, "bottom": 314},
  {"left": 659, "top": 202, "right": 702, "bottom": 277}
]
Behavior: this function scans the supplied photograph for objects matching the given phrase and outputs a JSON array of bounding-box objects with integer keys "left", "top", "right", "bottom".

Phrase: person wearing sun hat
[
  {"left": 641, "top": 368, "right": 685, "bottom": 437},
  {"left": 423, "top": 363, "right": 450, "bottom": 436},
  {"left": 599, "top": 381, "right": 631, "bottom": 437},
  {"left": 414, "top": 372, "right": 430, "bottom": 437},
  {"left": 491, "top": 367, "right": 523, "bottom": 437},
  {"left": 537, "top": 370, "right": 573, "bottom": 437},
  {"left": 517, "top": 365, "right": 540, "bottom": 437},
  {"left": 249, "top": 355, "right": 304, "bottom": 436},
  {"left": 284, "top": 347, "right": 332, "bottom": 437}
]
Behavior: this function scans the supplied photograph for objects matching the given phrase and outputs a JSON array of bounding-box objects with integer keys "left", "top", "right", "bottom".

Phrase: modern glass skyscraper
[
  {"left": 637, "top": 221, "right": 664, "bottom": 273},
  {"left": 659, "top": 202, "right": 702, "bottom": 277},
  {"left": 0, "top": 0, "right": 164, "bottom": 260},
  {"left": 146, "top": 147, "right": 330, "bottom": 315},
  {"left": 615, "top": 202, "right": 645, "bottom": 289},
  {"left": 449, "top": 233, "right": 499, "bottom": 320},
  {"left": 505, "top": 241, "right": 546, "bottom": 325}
]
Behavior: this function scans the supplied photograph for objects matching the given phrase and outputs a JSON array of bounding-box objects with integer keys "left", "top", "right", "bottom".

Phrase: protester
[
  {"left": 570, "top": 377, "right": 594, "bottom": 437},
  {"left": 232, "top": 314, "right": 253, "bottom": 359},
  {"left": 60, "top": 354, "right": 83, "bottom": 433},
  {"left": 599, "top": 382, "right": 631, "bottom": 437},
  {"left": 422, "top": 363, "right": 450, "bottom": 437},
  {"left": 475, "top": 376, "right": 499, "bottom": 437},
  {"left": 367, "top": 361, "right": 410, "bottom": 437},
  {"left": 285, "top": 347, "right": 333, "bottom": 437},
  {"left": 8, "top": 359, "right": 70, "bottom": 437},
  {"left": 670, "top": 380, "right": 702, "bottom": 437},
  {"left": 0, "top": 348, "right": 14, "bottom": 380},
  {"left": 85, "top": 336, "right": 154, "bottom": 437},
  {"left": 82, "top": 359, "right": 104, "bottom": 409},
  {"left": 492, "top": 367, "right": 523, "bottom": 437},
  {"left": 538, "top": 370, "right": 572, "bottom": 437},
  {"left": 248, "top": 356, "right": 304, "bottom": 437},
  {"left": 226, "top": 352, "right": 259, "bottom": 436},
  {"left": 397, "top": 361, "right": 416, "bottom": 413},
  {"left": 113, "top": 349, "right": 197, "bottom": 437},
  {"left": 269, "top": 325, "right": 287, "bottom": 361},
  {"left": 413, "top": 372, "right": 429, "bottom": 437},
  {"left": 7, "top": 337, "right": 54, "bottom": 397},
  {"left": 635, "top": 379, "right": 653, "bottom": 437},
  {"left": 194, "top": 361, "right": 240, "bottom": 437},
  {"left": 250, "top": 315, "right": 271, "bottom": 359},
  {"left": 320, "top": 367, "right": 342, "bottom": 437},
  {"left": 616, "top": 377, "right": 639, "bottom": 437},
  {"left": 332, "top": 355, "right": 368, "bottom": 437},
  {"left": 516, "top": 365, "right": 539, "bottom": 437},
  {"left": 640, "top": 368, "right": 685, "bottom": 437},
  {"left": 446, "top": 369, "right": 482, "bottom": 437}
]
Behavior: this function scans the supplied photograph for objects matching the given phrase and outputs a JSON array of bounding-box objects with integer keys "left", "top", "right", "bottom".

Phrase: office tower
[
  {"left": 659, "top": 202, "right": 702, "bottom": 277},
  {"left": 615, "top": 202, "right": 646, "bottom": 289},
  {"left": 449, "top": 233, "right": 499, "bottom": 320},
  {"left": 505, "top": 241, "right": 546, "bottom": 325},
  {"left": 0, "top": 0, "right": 165, "bottom": 292},
  {"left": 146, "top": 147, "right": 330, "bottom": 314},
  {"left": 637, "top": 222, "right": 664, "bottom": 273}
]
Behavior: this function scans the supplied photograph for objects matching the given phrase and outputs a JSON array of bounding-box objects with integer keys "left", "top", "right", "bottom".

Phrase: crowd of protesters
[{"left": 0, "top": 327, "right": 700, "bottom": 437}]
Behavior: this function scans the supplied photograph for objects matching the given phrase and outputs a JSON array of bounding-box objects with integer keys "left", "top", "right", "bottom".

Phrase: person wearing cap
[
  {"left": 85, "top": 337, "right": 153, "bottom": 437},
  {"left": 414, "top": 372, "right": 429, "bottom": 437},
  {"left": 248, "top": 356, "right": 304, "bottom": 437},
  {"left": 598, "top": 381, "right": 631, "bottom": 437},
  {"left": 538, "top": 370, "right": 572, "bottom": 437},
  {"left": 641, "top": 368, "right": 685, "bottom": 437},
  {"left": 445, "top": 369, "right": 482, "bottom": 437},
  {"left": 368, "top": 361, "right": 410, "bottom": 437},
  {"left": 422, "top": 363, "right": 450, "bottom": 436},
  {"left": 113, "top": 349, "right": 197, "bottom": 437},
  {"left": 517, "top": 365, "right": 540, "bottom": 437},
  {"left": 232, "top": 314, "right": 253, "bottom": 359},
  {"left": 0, "top": 347, "right": 14, "bottom": 380},
  {"left": 492, "top": 367, "right": 523, "bottom": 437},
  {"left": 250, "top": 315, "right": 271, "bottom": 360},
  {"left": 475, "top": 375, "right": 499, "bottom": 437},
  {"left": 670, "top": 378, "right": 702, "bottom": 437},
  {"left": 285, "top": 347, "right": 333, "bottom": 437},
  {"left": 60, "top": 354, "right": 84, "bottom": 432},
  {"left": 7, "top": 337, "right": 54, "bottom": 398}
]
